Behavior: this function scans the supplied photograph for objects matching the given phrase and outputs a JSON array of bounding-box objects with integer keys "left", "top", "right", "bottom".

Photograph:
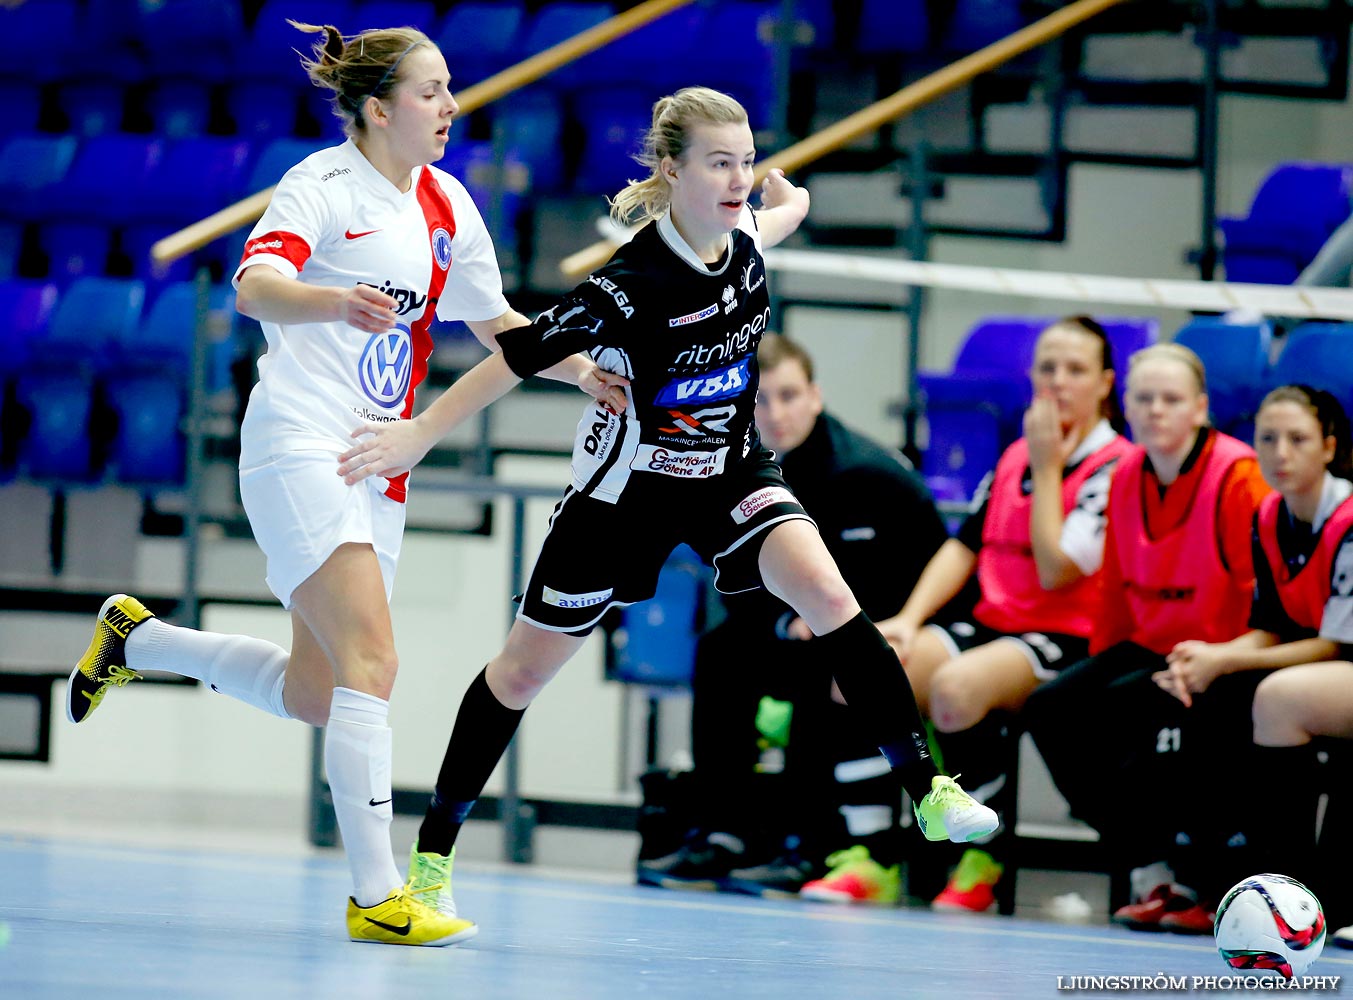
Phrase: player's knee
[
  {"left": 490, "top": 656, "right": 559, "bottom": 706},
  {"left": 929, "top": 668, "right": 981, "bottom": 732},
  {"left": 1251, "top": 671, "right": 1301, "bottom": 744}
]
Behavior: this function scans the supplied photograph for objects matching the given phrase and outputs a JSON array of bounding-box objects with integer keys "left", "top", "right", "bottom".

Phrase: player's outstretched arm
[
  {"left": 467, "top": 309, "right": 629, "bottom": 412},
  {"left": 236, "top": 264, "right": 398, "bottom": 332},
  {"left": 755, "top": 168, "right": 810, "bottom": 249},
  {"left": 337, "top": 351, "right": 522, "bottom": 485}
]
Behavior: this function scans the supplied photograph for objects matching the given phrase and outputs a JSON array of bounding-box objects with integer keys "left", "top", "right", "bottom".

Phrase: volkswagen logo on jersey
[
  {"left": 359, "top": 325, "right": 414, "bottom": 408},
  {"left": 431, "top": 227, "right": 452, "bottom": 270}
]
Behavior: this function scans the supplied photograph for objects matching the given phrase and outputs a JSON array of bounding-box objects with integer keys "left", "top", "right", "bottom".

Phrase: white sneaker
[{"left": 1332, "top": 925, "right": 1353, "bottom": 950}]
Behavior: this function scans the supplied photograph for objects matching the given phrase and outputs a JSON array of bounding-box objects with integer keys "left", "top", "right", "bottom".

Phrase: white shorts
[{"left": 239, "top": 449, "right": 405, "bottom": 609}]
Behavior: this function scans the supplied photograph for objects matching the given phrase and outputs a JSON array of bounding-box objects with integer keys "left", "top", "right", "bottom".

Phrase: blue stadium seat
[
  {"left": 571, "top": 92, "right": 653, "bottom": 196},
  {"left": 350, "top": 0, "right": 437, "bottom": 33},
  {"left": 133, "top": 281, "right": 240, "bottom": 394},
  {"left": 0, "top": 280, "right": 61, "bottom": 475},
  {"left": 38, "top": 276, "right": 147, "bottom": 373},
  {"left": 943, "top": 0, "right": 1028, "bottom": 52},
  {"left": 494, "top": 89, "right": 566, "bottom": 193},
  {"left": 76, "top": 0, "right": 146, "bottom": 82},
  {"left": 434, "top": 1, "right": 527, "bottom": 85},
  {"left": 0, "top": 280, "right": 60, "bottom": 377},
  {"left": 147, "top": 81, "right": 214, "bottom": 138},
  {"left": 226, "top": 82, "right": 303, "bottom": 141},
  {"left": 0, "top": 135, "right": 79, "bottom": 222},
  {"left": 520, "top": 3, "right": 614, "bottom": 78},
  {"left": 137, "top": 137, "right": 254, "bottom": 224},
  {"left": 609, "top": 545, "right": 706, "bottom": 688},
  {"left": 857, "top": 0, "right": 930, "bottom": 55},
  {"left": 13, "top": 370, "right": 98, "bottom": 481},
  {"left": 922, "top": 402, "right": 1005, "bottom": 505},
  {"left": 105, "top": 372, "right": 187, "bottom": 485},
  {"left": 0, "top": 223, "right": 23, "bottom": 280},
  {"left": 1269, "top": 324, "right": 1353, "bottom": 401},
  {"left": 118, "top": 224, "right": 196, "bottom": 288},
  {"left": 40, "top": 223, "right": 116, "bottom": 284},
  {"left": 246, "top": 137, "right": 331, "bottom": 191},
  {"left": 0, "top": 0, "right": 81, "bottom": 83},
  {"left": 54, "top": 82, "right": 127, "bottom": 137},
  {"left": 137, "top": 0, "right": 245, "bottom": 82},
  {"left": 1219, "top": 162, "right": 1353, "bottom": 285},
  {"left": 11, "top": 83, "right": 41, "bottom": 135},
  {"left": 239, "top": 1, "right": 356, "bottom": 84},
  {"left": 52, "top": 135, "right": 165, "bottom": 225},
  {"left": 1172, "top": 317, "right": 1272, "bottom": 437},
  {"left": 683, "top": 3, "right": 778, "bottom": 129},
  {"left": 558, "top": 4, "right": 700, "bottom": 92},
  {"left": 442, "top": 143, "right": 527, "bottom": 250}
]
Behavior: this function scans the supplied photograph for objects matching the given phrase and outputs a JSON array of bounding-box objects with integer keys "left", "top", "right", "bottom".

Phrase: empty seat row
[{"left": 0, "top": 277, "right": 243, "bottom": 487}]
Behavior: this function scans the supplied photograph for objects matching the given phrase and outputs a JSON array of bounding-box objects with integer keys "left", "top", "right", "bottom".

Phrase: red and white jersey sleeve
[{"left": 232, "top": 140, "right": 508, "bottom": 499}]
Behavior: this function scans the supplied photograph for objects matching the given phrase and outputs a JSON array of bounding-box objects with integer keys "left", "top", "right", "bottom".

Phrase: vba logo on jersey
[
  {"left": 359, "top": 325, "right": 414, "bottom": 407},
  {"left": 655, "top": 358, "right": 751, "bottom": 406},
  {"left": 731, "top": 486, "right": 796, "bottom": 524},
  {"left": 633, "top": 445, "right": 728, "bottom": 479},
  {"left": 430, "top": 227, "right": 452, "bottom": 270}
]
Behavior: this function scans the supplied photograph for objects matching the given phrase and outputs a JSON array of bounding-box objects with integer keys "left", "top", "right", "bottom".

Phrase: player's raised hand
[{"left": 759, "top": 167, "right": 808, "bottom": 213}]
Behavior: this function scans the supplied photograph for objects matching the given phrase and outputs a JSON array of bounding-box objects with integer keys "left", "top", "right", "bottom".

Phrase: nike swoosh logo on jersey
[
  {"left": 345, "top": 229, "right": 381, "bottom": 240},
  {"left": 369, "top": 797, "right": 392, "bottom": 807},
  {"left": 364, "top": 916, "right": 412, "bottom": 936}
]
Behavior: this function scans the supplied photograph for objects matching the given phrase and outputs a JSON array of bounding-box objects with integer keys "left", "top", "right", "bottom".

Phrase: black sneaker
[
  {"left": 636, "top": 832, "right": 744, "bottom": 891},
  {"left": 723, "top": 853, "right": 818, "bottom": 899}
]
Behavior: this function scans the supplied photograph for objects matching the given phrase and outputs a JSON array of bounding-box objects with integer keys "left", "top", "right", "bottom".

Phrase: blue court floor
[{"left": 1, "top": 834, "right": 1349, "bottom": 999}]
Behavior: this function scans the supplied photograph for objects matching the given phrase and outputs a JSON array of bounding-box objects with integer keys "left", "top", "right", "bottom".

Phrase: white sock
[
  {"left": 326, "top": 686, "right": 402, "bottom": 908},
  {"left": 125, "top": 618, "right": 290, "bottom": 720}
]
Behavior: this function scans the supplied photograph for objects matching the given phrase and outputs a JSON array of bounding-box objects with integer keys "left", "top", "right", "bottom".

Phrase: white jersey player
[{"left": 65, "top": 20, "right": 625, "bottom": 949}]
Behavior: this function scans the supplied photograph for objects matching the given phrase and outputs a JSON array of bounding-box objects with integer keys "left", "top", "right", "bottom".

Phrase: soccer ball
[{"left": 1214, "top": 874, "right": 1325, "bottom": 980}]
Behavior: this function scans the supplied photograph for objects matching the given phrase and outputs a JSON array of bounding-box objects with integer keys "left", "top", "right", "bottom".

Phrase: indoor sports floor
[{"left": 4, "top": 834, "right": 1348, "bottom": 998}]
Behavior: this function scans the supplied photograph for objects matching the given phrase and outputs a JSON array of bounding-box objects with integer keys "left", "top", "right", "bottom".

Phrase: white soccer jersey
[{"left": 233, "top": 139, "right": 508, "bottom": 501}]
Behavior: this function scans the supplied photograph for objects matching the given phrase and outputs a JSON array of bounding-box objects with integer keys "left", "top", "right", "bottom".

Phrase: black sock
[
  {"left": 417, "top": 667, "right": 526, "bottom": 855},
  {"left": 818, "top": 611, "right": 937, "bottom": 804}
]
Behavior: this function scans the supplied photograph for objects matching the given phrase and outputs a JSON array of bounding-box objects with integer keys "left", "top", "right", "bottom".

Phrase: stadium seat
[
  {"left": 12, "top": 371, "right": 97, "bottom": 481},
  {"left": 105, "top": 372, "right": 187, "bottom": 485},
  {"left": 857, "top": 0, "right": 931, "bottom": 56},
  {"left": 137, "top": 137, "right": 254, "bottom": 224},
  {"left": 1172, "top": 317, "right": 1272, "bottom": 436},
  {"left": 118, "top": 224, "right": 196, "bottom": 288},
  {"left": 58, "top": 79, "right": 131, "bottom": 134},
  {"left": 442, "top": 143, "right": 528, "bottom": 250},
  {"left": 146, "top": 80, "right": 214, "bottom": 138},
  {"left": 137, "top": 1, "right": 245, "bottom": 82},
  {"left": 51, "top": 135, "right": 165, "bottom": 225},
  {"left": 225, "top": 82, "right": 304, "bottom": 142},
  {"left": 0, "top": 280, "right": 60, "bottom": 377},
  {"left": 1268, "top": 323, "right": 1353, "bottom": 401},
  {"left": 11, "top": 83, "right": 41, "bottom": 135},
  {"left": 38, "top": 276, "right": 146, "bottom": 373},
  {"left": 493, "top": 89, "right": 566, "bottom": 193},
  {"left": 0, "top": 135, "right": 79, "bottom": 222},
  {"left": 350, "top": 0, "right": 437, "bottom": 33},
  {"left": 520, "top": 3, "right": 614, "bottom": 84},
  {"left": 1219, "top": 162, "right": 1353, "bottom": 285},
  {"left": 943, "top": 0, "right": 1028, "bottom": 53},
  {"left": 76, "top": 0, "right": 146, "bottom": 82},
  {"left": 0, "top": 223, "right": 23, "bottom": 280},
  {"left": 246, "top": 137, "right": 331, "bottom": 191},
  {"left": 683, "top": 3, "right": 778, "bottom": 129},
  {"left": 0, "top": 0, "right": 81, "bottom": 84},
  {"left": 434, "top": 0, "right": 527, "bottom": 86},
  {"left": 239, "top": 1, "right": 356, "bottom": 84},
  {"left": 133, "top": 281, "right": 240, "bottom": 394},
  {"left": 609, "top": 545, "right": 706, "bottom": 688},
  {"left": 571, "top": 92, "right": 654, "bottom": 196},
  {"left": 40, "top": 223, "right": 116, "bottom": 284},
  {"left": 558, "top": 4, "right": 701, "bottom": 92},
  {"left": 922, "top": 400, "right": 1005, "bottom": 505}
]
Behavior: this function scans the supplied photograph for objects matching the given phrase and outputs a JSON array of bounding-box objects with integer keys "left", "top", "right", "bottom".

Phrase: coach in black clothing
[{"left": 641, "top": 334, "right": 962, "bottom": 895}]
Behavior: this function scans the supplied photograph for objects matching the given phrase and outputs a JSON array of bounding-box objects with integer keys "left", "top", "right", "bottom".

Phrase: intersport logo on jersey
[{"left": 359, "top": 326, "right": 413, "bottom": 407}]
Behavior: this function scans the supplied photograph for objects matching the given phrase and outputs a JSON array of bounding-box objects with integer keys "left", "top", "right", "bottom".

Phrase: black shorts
[
  {"left": 928, "top": 619, "right": 1089, "bottom": 680},
  {"left": 518, "top": 451, "right": 814, "bottom": 634}
]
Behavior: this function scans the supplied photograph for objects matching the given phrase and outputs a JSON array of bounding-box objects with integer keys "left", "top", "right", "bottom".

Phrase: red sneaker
[
  {"left": 1111, "top": 884, "right": 1198, "bottom": 931},
  {"left": 931, "top": 848, "right": 1003, "bottom": 913},
  {"left": 1160, "top": 903, "right": 1216, "bottom": 935}
]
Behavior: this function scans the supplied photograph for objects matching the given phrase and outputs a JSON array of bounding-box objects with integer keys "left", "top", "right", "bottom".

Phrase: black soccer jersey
[{"left": 499, "top": 208, "right": 773, "bottom": 503}]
